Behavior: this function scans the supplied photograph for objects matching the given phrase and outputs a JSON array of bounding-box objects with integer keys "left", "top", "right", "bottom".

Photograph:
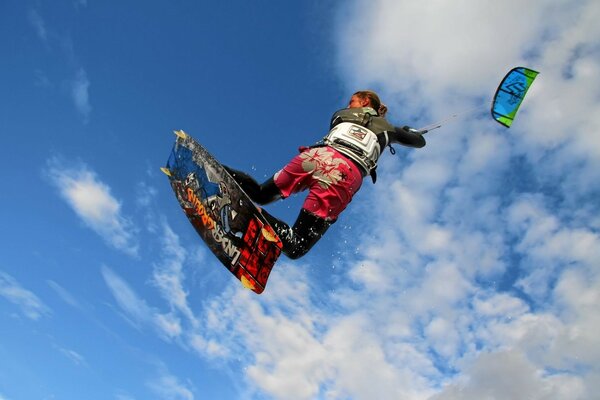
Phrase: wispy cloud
[
  {"left": 47, "top": 280, "right": 82, "bottom": 310},
  {"left": 71, "top": 68, "right": 92, "bottom": 122},
  {"left": 0, "top": 271, "right": 51, "bottom": 320},
  {"left": 151, "top": 223, "right": 199, "bottom": 329},
  {"left": 102, "top": 266, "right": 155, "bottom": 327},
  {"left": 101, "top": 223, "right": 227, "bottom": 356},
  {"left": 55, "top": 345, "right": 87, "bottom": 367},
  {"left": 28, "top": 9, "right": 48, "bottom": 43},
  {"left": 115, "top": 393, "right": 136, "bottom": 400},
  {"left": 146, "top": 371, "right": 194, "bottom": 400},
  {"left": 101, "top": 265, "right": 183, "bottom": 340},
  {"left": 27, "top": 7, "right": 93, "bottom": 121},
  {"left": 47, "top": 158, "right": 139, "bottom": 256}
]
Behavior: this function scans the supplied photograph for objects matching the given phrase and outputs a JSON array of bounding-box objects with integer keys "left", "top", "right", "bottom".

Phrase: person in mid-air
[{"left": 226, "top": 90, "right": 426, "bottom": 259}]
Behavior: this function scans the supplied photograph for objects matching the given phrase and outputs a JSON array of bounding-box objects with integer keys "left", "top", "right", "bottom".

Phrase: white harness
[{"left": 323, "top": 122, "right": 381, "bottom": 174}]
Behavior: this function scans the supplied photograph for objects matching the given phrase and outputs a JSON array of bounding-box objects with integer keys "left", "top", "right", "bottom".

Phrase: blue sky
[{"left": 1, "top": 1, "right": 600, "bottom": 399}]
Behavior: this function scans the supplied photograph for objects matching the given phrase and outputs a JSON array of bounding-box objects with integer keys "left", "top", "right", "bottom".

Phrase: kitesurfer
[{"left": 226, "top": 90, "right": 426, "bottom": 259}]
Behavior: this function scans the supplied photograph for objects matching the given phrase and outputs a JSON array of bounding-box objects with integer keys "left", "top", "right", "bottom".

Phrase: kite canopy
[{"left": 491, "top": 67, "right": 539, "bottom": 127}]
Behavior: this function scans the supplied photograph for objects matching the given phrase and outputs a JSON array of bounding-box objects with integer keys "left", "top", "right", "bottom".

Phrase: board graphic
[{"left": 163, "top": 130, "right": 282, "bottom": 294}]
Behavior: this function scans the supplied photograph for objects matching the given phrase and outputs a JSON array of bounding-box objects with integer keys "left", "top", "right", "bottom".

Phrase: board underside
[{"left": 164, "top": 131, "right": 282, "bottom": 294}]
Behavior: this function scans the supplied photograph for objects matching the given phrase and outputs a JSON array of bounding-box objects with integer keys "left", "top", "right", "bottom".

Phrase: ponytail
[{"left": 353, "top": 90, "right": 388, "bottom": 117}]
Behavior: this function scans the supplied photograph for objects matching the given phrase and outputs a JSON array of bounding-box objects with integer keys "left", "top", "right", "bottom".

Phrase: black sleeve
[{"left": 379, "top": 126, "right": 426, "bottom": 149}]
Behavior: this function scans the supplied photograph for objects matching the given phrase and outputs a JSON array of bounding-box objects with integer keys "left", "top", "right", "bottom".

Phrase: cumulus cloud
[
  {"left": 94, "top": 2, "right": 599, "bottom": 399},
  {"left": 47, "top": 158, "right": 139, "bottom": 256},
  {"left": 336, "top": 0, "right": 600, "bottom": 187},
  {"left": 167, "top": 1, "right": 600, "bottom": 399},
  {"left": 0, "top": 270, "right": 51, "bottom": 320},
  {"left": 431, "top": 350, "right": 587, "bottom": 400},
  {"left": 104, "top": 202, "right": 597, "bottom": 400},
  {"left": 305, "top": 0, "right": 600, "bottom": 398},
  {"left": 182, "top": 241, "right": 598, "bottom": 400}
]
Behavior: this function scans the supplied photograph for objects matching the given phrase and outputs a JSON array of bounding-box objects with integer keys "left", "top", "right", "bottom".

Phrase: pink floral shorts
[{"left": 274, "top": 146, "right": 364, "bottom": 221}]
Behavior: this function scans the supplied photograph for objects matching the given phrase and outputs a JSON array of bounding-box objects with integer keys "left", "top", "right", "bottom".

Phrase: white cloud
[
  {"left": 101, "top": 265, "right": 182, "bottom": 340},
  {"left": 0, "top": 270, "right": 50, "bottom": 320},
  {"left": 551, "top": 268, "right": 600, "bottom": 368},
  {"left": 100, "top": 222, "right": 229, "bottom": 356},
  {"left": 506, "top": 194, "right": 600, "bottom": 303},
  {"left": 164, "top": 1, "right": 600, "bottom": 399},
  {"left": 105, "top": 199, "right": 597, "bottom": 399},
  {"left": 321, "top": 1, "right": 600, "bottom": 398},
  {"left": 200, "top": 271, "right": 331, "bottom": 400},
  {"left": 147, "top": 372, "right": 194, "bottom": 400},
  {"left": 47, "top": 159, "right": 139, "bottom": 256},
  {"left": 190, "top": 268, "right": 443, "bottom": 400},
  {"left": 472, "top": 292, "right": 529, "bottom": 318},
  {"left": 151, "top": 223, "right": 198, "bottom": 329},
  {"left": 187, "top": 246, "right": 598, "bottom": 399},
  {"left": 101, "top": 266, "right": 155, "bottom": 327},
  {"left": 187, "top": 333, "right": 228, "bottom": 358},
  {"left": 88, "top": 2, "right": 600, "bottom": 398},
  {"left": 431, "top": 350, "right": 586, "bottom": 400}
]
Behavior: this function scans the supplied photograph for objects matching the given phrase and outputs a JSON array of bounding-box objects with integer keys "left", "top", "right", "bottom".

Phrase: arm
[{"left": 387, "top": 126, "right": 426, "bottom": 148}]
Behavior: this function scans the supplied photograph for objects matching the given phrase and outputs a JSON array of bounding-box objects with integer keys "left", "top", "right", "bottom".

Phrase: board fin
[
  {"left": 173, "top": 130, "right": 188, "bottom": 139},
  {"left": 261, "top": 227, "right": 279, "bottom": 243},
  {"left": 160, "top": 167, "right": 172, "bottom": 177},
  {"left": 240, "top": 276, "right": 256, "bottom": 290}
]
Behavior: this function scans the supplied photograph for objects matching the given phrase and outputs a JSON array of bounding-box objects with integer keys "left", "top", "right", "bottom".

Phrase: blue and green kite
[{"left": 491, "top": 67, "right": 539, "bottom": 127}]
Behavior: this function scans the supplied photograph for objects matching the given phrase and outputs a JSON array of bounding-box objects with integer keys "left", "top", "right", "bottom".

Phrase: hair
[{"left": 353, "top": 90, "right": 388, "bottom": 117}]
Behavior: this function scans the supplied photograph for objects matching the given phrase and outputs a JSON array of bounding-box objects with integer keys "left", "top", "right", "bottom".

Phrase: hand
[{"left": 403, "top": 126, "right": 428, "bottom": 135}]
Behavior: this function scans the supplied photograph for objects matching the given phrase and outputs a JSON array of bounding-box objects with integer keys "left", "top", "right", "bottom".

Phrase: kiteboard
[{"left": 162, "top": 130, "right": 282, "bottom": 294}]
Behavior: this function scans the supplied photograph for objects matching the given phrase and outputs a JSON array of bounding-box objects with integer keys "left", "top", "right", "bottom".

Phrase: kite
[{"left": 491, "top": 67, "right": 539, "bottom": 127}]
